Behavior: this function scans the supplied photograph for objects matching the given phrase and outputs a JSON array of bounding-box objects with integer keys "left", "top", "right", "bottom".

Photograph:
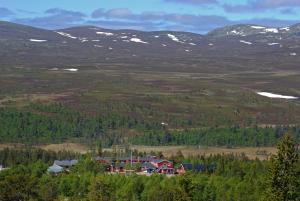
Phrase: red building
[{"left": 150, "top": 159, "right": 173, "bottom": 174}]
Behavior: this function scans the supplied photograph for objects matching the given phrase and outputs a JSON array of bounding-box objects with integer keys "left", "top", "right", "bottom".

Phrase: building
[
  {"left": 95, "top": 156, "right": 173, "bottom": 174},
  {"left": 48, "top": 160, "right": 78, "bottom": 174},
  {"left": 176, "top": 163, "right": 216, "bottom": 174},
  {"left": 141, "top": 162, "right": 156, "bottom": 173},
  {"left": 47, "top": 164, "right": 64, "bottom": 174},
  {"left": 54, "top": 160, "right": 78, "bottom": 168},
  {"left": 151, "top": 159, "right": 174, "bottom": 174},
  {"left": 176, "top": 163, "right": 193, "bottom": 174}
]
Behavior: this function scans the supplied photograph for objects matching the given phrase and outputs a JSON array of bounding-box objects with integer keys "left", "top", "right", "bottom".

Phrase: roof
[
  {"left": 47, "top": 164, "right": 64, "bottom": 173},
  {"left": 54, "top": 160, "right": 78, "bottom": 167},
  {"left": 111, "top": 162, "right": 126, "bottom": 168},
  {"left": 194, "top": 164, "right": 206, "bottom": 171},
  {"left": 95, "top": 156, "right": 112, "bottom": 161},
  {"left": 151, "top": 159, "right": 172, "bottom": 164},
  {"left": 142, "top": 162, "right": 156, "bottom": 169},
  {"left": 181, "top": 163, "right": 193, "bottom": 170}
]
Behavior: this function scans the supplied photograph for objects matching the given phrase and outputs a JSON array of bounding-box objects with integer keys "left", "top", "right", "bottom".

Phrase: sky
[{"left": 0, "top": 0, "right": 300, "bottom": 33}]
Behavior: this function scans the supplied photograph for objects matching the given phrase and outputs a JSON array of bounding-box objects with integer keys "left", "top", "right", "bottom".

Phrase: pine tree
[{"left": 265, "top": 134, "right": 299, "bottom": 201}]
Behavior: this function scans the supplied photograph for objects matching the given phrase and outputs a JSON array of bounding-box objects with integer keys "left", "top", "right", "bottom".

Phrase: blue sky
[{"left": 1, "top": 0, "right": 300, "bottom": 33}]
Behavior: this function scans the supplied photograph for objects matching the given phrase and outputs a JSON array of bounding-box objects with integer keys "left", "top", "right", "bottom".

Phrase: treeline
[
  {"left": 0, "top": 103, "right": 163, "bottom": 145},
  {"left": 0, "top": 148, "right": 79, "bottom": 167},
  {"left": 1, "top": 103, "right": 300, "bottom": 147},
  {"left": 130, "top": 126, "right": 300, "bottom": 147}
]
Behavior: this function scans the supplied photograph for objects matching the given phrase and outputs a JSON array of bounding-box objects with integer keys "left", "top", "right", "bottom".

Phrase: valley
[
  {"left": 1, "top": 21, "right": 300, "bottom": 148},
  {"left": 1, "top": 0, "right": 300, "bottom": 199}
]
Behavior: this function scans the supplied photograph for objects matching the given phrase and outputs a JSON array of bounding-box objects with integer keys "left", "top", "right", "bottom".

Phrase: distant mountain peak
[{"left": 207, "top": 24, "right": 285, "bottom": 38}]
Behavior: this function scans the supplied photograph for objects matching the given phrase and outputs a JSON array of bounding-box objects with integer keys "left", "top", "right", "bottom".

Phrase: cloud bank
[{"left": 0, "top": 5, "right": 298, "bottom": 33}]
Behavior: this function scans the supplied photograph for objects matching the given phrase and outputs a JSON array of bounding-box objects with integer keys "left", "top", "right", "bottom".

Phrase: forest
[
  {"left": 0, "top": 135, "right": 299, "bottom": 201},
  {"left": 0, "top": 103, "right": 300, "bottom": 147}
]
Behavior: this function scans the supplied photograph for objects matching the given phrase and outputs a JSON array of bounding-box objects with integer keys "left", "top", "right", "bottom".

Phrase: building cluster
[
  {"left": 95, "top": 156, "right": 174, "bottom": 174},
  {"left": 47, "top": 156, "right": 216, "bottom": 175}
]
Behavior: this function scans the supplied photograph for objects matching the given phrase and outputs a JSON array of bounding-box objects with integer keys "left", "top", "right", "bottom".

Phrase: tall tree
[{"left": 265, "top": 134, "right": 299, "bottom": 201}]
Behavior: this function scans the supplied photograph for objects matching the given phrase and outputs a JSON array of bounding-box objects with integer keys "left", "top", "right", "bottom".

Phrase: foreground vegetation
[{"left": 0, "top": 135, "right": 299, "bottom": 201}]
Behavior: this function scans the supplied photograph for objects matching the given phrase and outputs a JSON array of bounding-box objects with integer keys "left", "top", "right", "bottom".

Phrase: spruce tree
[{"left": 266, "top": 134, "right": 299, "bottom": 201}]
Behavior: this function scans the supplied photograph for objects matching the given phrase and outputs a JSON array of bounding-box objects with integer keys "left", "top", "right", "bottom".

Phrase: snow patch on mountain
[
  {"left": 29, "top": 39, "right": 47, "bottom": 42},
  {"left": 56, "top": 32, "right": 77, "bottom": 39},
  {"left": 251, "top": 26, "right": 265, "bottom": 29},
  {"left": 240, "top": 40, "right": 252, "bottom": 45},
  {"left": 130, "top": 38, "right": 148, "bottom": 44},
  {"left": 268, "top": 43, "right": 280, "bottom": 46},
  {"left": 230, "top": 30, "right": 245, "bottom": 36},
  {"left": 167, "top": 34, "right": 184, "bottom": 43},
  {"left": 96, "top": 32, "right": 114, "bottom": 36},
  {"left": 265, "top": 28, "right": 279, "bottom": 33},
  {"left": 64, "top": 68, "right": 78, "bottom": 72},
  {"left": 257, "top": 92, "right": 298, "bottom": 99},
  {"left": 280, "top": 27, "right": 290, "bottom": 31}
]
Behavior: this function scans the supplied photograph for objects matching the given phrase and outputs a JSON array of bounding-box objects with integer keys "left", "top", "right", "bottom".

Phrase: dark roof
[
  {"left": 181, "top": 163, "right": 193, "bottom": 170},
  {"left": 194, "top": 164, "right": 206, "bottom": 171},
  {"left": 178, "top": 163, "right": 216, "bottom": 172},
  {"left": 54, "top": 160, "right": 78, "bottom": 167}
]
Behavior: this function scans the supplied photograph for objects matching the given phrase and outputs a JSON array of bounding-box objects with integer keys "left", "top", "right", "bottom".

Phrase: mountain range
[{"left": 1, "top": 21, "right": 300, "bottom": 73}]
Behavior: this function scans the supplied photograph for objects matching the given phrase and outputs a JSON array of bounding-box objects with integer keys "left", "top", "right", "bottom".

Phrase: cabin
[
  {"left": 48, "top": 160, "right": 78, "bottom": 174},
  {"left": 151, "top": 159, "right": 174, "bottom": 174},
  {"left": 54, "top": 160, "right": 78, "bottom": 168},
  {"left": 47, "top": 164, "right": 64, "bottom": 174}
]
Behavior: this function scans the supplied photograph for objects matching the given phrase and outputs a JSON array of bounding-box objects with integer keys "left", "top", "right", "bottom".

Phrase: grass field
[
  {"left": 0, "top": 143, "right": 277, "bottom": 160},
  {"left": 1, "top": 68, "right": 300, "bottom": 127},
  {"left": 131, "top": 145, "right": 277, "bottom": 160}
]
